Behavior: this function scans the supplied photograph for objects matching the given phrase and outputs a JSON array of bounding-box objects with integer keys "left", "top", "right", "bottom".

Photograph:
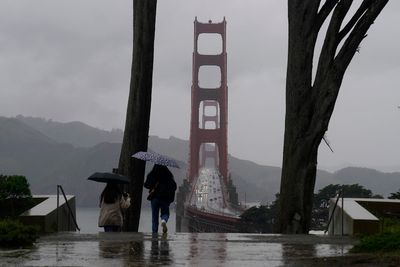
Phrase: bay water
[{"left": 76, "top": 207, "right": 176, "bottom": 233}]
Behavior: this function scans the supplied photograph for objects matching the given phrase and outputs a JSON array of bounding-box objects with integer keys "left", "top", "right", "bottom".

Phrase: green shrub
[
  {"left": 0, "top": 219, "right": 39, "bottom": 248},
  {"left": 381, "top": 218, "right": 400, "bottom": 233},
  {"left": 0, "top": 175, "right": 32, "bottom": 199},
  {"left": 351, "top": 232, "right": 400, "bottom": 253},
  {"left": 0, "top": 175, "right": 34, "bottom": 218},
  {"left": 240, "top": 205, "right": 271, "bottom": 223},
  {"left": 239, "top": 205, "right": 275, "bottom": 233}
]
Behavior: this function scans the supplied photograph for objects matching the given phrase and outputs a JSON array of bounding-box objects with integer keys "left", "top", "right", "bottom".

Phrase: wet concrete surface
[{"left": 0, "top": 232, "right": 360, "bottom": 266}]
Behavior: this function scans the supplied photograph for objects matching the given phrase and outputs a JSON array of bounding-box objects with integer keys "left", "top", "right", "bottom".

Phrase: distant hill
[
  {"left": 16, "top": 115, "right": 123, "bottom": 147},
  {"left": 1, "top": 115, "right": 399, "bottom": 206},
  {"left": 12, "top": 116, "right": 281, "bottom": 203},
  {"left": 330, "top": 167, "right": 400, "bottom": 197}
]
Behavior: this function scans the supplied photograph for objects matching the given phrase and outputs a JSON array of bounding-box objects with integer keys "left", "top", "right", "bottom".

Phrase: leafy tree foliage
[
  {"left": 239, "top": 193, "right": 280, "bottom": 233},
  {"left": 0, "top": 175, "right": 34, "bottom": 218},
  {"left": 314, "top": 184, "right": 375, "bottom": 209},
  {"left": 0, "top": 175, "right": 32, "bottom": 199},
  {"left": 240, "top": 206, "right": 272, "bottom": 226},
  {"left": 240, "top": 205, "right": 274, "bottom": 233},
  {"left": 388, "top": 190, "right": 400, "bottom": 200}
]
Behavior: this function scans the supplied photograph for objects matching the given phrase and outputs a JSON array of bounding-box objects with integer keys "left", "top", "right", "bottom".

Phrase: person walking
[
  {"left": 98, "top": 183, "right": 130, "bottom": 232},
  {"left": 144, "top": 164, "right": 177, "bottom": 234}
]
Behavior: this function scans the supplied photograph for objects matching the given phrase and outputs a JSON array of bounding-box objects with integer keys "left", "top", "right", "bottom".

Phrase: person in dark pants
[{"left": 144, "top": 164, "right": 177, "bottom": 234}]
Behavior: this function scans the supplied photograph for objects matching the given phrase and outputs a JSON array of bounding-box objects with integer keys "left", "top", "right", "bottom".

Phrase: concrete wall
[
  {"left": 19, "top": 195, "right": 77, "bottom": 233},
  {"left": 327, "top": 198, "right": 400, "bottom": 236},
  {"left": 328, "top": 202, "right": 354, "bottom": 235},
  {"left": 353, "top": 220, "right": 380, "bottom": 235}
]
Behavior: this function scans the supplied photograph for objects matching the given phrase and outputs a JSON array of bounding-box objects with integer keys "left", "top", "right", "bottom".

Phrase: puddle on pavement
[{"left": 0, "top": 233, "right": 354, "bottom": 266}]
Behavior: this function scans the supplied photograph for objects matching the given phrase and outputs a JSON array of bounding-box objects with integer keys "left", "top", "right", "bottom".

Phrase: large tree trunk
[
  {"left": 118, "top": 0, "right": 157, "bottom": 232},
  {"left": 278, "top": 0, "right": 388, "bottom": 234}
]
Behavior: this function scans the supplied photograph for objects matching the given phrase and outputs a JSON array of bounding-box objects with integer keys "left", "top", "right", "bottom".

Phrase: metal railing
[
  {"left": 187, "top": 204, "right": 239, "bottom": 219},
  {"left": 324, "top": 187, "right": 344, "bottom": 235},
  {"left": 186, "top": 209, "right": 237, "bottom": 232},
  {"left": 57, "top": 185, "right": 80, "bottom": 232}
]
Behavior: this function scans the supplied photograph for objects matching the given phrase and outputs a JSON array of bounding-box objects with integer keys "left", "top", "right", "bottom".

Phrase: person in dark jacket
[{"left": 144, "top": 164, "right": 177, "bottom": 234}]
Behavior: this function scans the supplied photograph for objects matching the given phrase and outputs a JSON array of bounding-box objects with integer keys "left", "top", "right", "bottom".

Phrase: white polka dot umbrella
[{"left": 132, "top": 151, "right": 180, "bottom": 168}]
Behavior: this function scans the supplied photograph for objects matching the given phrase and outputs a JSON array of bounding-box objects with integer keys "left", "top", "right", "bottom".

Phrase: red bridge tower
[{"left": 188, "top": 17, "right": 228, "bottom": 184}]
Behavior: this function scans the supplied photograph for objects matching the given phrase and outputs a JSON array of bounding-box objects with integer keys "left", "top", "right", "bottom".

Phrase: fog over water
[{"left": 0, "top": 1, "right": 399, "bottom": 171}]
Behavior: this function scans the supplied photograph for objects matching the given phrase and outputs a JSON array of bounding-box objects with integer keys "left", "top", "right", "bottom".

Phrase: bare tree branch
[
  {"left": 314, "top": 0, "right": 352, "bottom": 90},
  {"left": 313, "top": 0, "right": 387, "bottom": 135},
  {"left": 338, "top": 0, "right": 372, "bottom": 40},
  {"left": 310, "top": 0, "right": 352, "bottom": 130},
  {"left": 334, "top": 0, "right": 388, "bottom": 74},
  {"left": 315, "top": 0, "right": 339, "bottom": 31}
]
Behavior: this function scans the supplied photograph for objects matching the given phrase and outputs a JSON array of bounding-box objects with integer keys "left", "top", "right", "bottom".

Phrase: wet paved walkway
[{"left": 0, "top": 232, "right": 358, "bottom": 266}]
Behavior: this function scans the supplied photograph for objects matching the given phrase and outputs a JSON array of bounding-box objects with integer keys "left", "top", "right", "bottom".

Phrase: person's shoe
[{"left": 161, "top": 219, "right": 168, "bottom": 233}]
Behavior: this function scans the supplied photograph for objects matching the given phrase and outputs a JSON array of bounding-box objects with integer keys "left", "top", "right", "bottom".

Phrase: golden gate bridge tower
[
  {"left": 188, "top": 17, "right": 228, "bottom": 184},
  {"left": 176, "top": 18, "right": 241, "bottom": 232}
]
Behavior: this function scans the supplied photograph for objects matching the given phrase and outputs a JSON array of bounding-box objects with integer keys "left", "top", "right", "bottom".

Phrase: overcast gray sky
[{"left": 0, "top": 0, "right": 399, "bottom": 171}]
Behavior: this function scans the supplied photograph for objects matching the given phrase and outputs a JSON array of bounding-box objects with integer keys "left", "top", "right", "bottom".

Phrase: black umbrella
[{"left": 87, "top": 172, "right": 130, "bottom": 184}]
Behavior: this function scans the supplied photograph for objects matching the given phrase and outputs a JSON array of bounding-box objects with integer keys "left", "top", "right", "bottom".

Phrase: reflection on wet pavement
[
  {"left": 0, "top": 232, "right": 356, "bottom": 266},
  {"left": 150, "top": 234, "right": 172, "bottom": 265},
  {"left": 189, "top": 233, "right": 228, "bottom": 266}
]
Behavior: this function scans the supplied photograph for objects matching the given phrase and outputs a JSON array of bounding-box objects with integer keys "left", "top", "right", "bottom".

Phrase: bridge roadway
[
  {"left": 180, "top": 168, "right": 242, "bottom": 232},
  {"left": 189, "top": 168, "right": 240, "bottom": 217}
]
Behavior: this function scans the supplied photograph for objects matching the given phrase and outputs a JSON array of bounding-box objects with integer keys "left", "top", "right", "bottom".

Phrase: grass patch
[
  {"left": 0, "top": 219, "right": 39, "bottom": 248},
  {"left": 351, "top": 217, "right": 400, "bottom": 255},
  {"left": 351, "top": 232, "right": 400, "bottom": 253}
]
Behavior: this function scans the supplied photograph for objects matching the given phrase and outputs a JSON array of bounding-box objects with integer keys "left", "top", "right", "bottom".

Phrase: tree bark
[
  {"left": 118, "top": 0, "right": 157, "bottom": 232},
  {"left": 278, "top": 0, "right": 388, "bottom": 234}
]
